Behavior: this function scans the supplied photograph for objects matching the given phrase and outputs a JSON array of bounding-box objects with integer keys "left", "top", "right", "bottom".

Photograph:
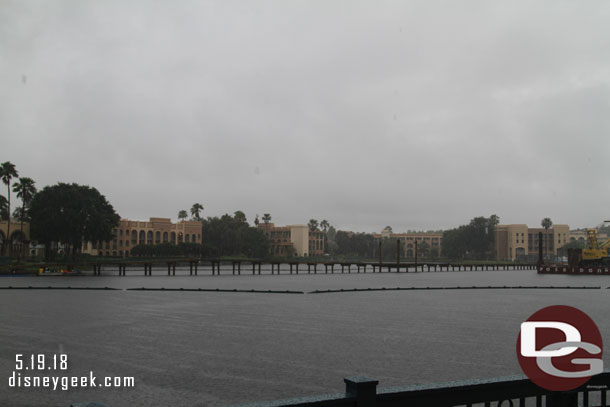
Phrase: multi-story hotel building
[
  {"left": 373, "top": 227, "right": 443, "bottom": 257},
  {"left": 81, "top": 217, "right": 203, "bottom": 257},
  {"left": 495, "top": 224, "right": 570, "bottom": 261},
  {"left": 258, "top": 223, "right": 325, "bottom": 257}
]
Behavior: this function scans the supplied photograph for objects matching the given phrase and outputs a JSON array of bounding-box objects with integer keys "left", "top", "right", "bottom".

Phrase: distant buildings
[
  {"left": 257, "top": 223, "right": 325, "bottom": 257},
  {"left": 81, "top": 217, "right": 202, "bottom": 257},
  {"left": 495, "top": 224, "right": 570, "bottom": 261},
  {"left": 569, "top": 229, "right": 608, "bottom": 245},
  {"left": 372, "top": 226, "right": 443, "bottom": 257},
  {"left": 0, "top": 219, "right": 30, "bottom": 257}
]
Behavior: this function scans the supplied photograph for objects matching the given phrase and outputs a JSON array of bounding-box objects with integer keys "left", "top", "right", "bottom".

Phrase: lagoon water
[{"left": 1, "top": 268, "right": 609, "bottom": 407}]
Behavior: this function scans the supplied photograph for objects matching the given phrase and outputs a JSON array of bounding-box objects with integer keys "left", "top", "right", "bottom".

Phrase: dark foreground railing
[{"left": 232, "top": 373, "right": 610, "bottom": 407}]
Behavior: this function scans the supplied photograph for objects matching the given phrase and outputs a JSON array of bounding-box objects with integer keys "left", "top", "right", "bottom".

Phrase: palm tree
[
  {"left": 178, "top": 210, "right": 188, "bottom": 221},
  {"left": 308, "top": 219, "right": 319, "bottom": 232},
  {"left": 320, "top": 220, "right": 329, "bottom": 231},
  {"left": 0, "top": 162, "right": 18, "bottom": 255},
  {"left": 262, "top": 213, "right": 271, "bottom": 224},
  {"left": 0, "top": 195, "right": 7, "bottom": 220},
  {"left": 307, "top": 219, "right": 319, "bottom": 256},
  {"left": 12, "top": 177, "right": 37, "bottom": 240},
  {"left": 190, "top": 203, "right": 204, "bottom": 220},
  {"left": 541, "top": 217, "right": 553, "bottom": 261},
  {"left": 319, "top": 220, "right": 330, "bottom": 254}
]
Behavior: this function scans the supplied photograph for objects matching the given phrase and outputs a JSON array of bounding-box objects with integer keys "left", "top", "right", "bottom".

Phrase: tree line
[
  {"left": 329, "top": 232, "right": 438, "bottom": 260},
  {"left": 3, "top": 160, "right": 593, "bottom": 262},
  {"left": 441, "top": 215, "right": 499, "bottom": 260}
]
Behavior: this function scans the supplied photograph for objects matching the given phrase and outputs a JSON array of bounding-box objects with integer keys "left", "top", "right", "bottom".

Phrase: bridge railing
[{"left": 232, "top": 373, "right": 610, "bottom": 407}]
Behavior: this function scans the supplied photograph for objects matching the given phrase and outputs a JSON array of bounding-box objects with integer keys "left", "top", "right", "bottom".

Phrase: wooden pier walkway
[{"left": 1, "top": 259, "right": 535, "bottom": 276}]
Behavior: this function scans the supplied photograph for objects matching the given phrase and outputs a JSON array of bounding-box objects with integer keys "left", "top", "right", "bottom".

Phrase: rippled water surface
[{"left": 1, "top": 268, "right": 609, "bottom": 407}]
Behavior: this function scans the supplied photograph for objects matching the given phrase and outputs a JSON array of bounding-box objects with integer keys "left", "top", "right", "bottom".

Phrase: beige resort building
[
  {"left": 257, "top": 223, "right": 325, "bottom": 257},
  {"left": 495, "top": 224, "right": 570, "bottom": 261},
  {"left": 81, "top": 217, "right": 202, "bottom": 257},
  {"left": 569, "top": 229, "right": 608, "bottom": 245},
  {"left": 373, "top": 227, "right": 443, "bottom": 257}
]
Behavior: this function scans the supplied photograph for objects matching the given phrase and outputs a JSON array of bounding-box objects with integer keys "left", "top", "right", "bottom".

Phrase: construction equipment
[
  {"left": 566, "top": 222, "right": 610, "bottom": 267},
  {"left": 580, "top": 228, "right": 610, "bottom": 265},
  {"left": 569, "top": 221, "right": 610, "bottom": 267}
]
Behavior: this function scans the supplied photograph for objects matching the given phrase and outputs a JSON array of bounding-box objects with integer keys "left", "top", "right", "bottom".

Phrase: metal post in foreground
[{"left": 344, "top": 376, "right": 379, "bottom": 407}]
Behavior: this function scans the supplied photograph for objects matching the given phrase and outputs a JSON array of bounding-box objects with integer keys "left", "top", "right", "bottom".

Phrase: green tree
[
  {"left": 308, "top": 219, "right": 319, "bottom": 232},
  {"left": 541, "top": 218, "right": 553, "bottom": 230},
  {"left": 201, "top": 212, "right": 269, "bottom": 258},
  {"left": 12, "top": 176, "right": 37, "bottom": 240},
  {"left": 381, "top": 237, "right": 404, "bottom": 260},
  {"left": 0, "top": 161, "right": 18, "bottom": 254},
  {"left": 325, "top": 225, "right": 338, "bottom": 254},
  {"left": 233, "top": 210, "right": 247, "bottom": 224},
  {"left": 334, "top": 231, "right": 376, "bottom": 258},
  {"left": 418, "top": 241, "right": 430, "bottom": 258},
  {"left": 441, "top": 227, "right": 466, "bottom": 259},
  {"left": 0, "top": 194, "right": 7, "bottom": 220},
  {"left": 178, "top": 210, "right": 188, "bottom": 221},
  {"left": 489, "top": 214, "right": 500, "bottom": 258},
  {"left": 326, "top": 225, "right": 337, "bottom": 242},
  {"left": 190, "top": 203, "right": 204, "bottom": 220},
  {"left": 285, "top": 245, "right": 296, "bottom": 257},
  {"left": 319, "top": 220, "right": 330, "bottom": 253},
  {"left": 28, "top": 183, "right": 120, "bottom": 259},
  {"left": 12, "top": 207, "right": 27, "bottom": 222},
  {"left": 441, "top": 215, "right": 499, "bottom": 260},
  {"left": 262, "top": 213, "right": 272, "bottom": 224}
]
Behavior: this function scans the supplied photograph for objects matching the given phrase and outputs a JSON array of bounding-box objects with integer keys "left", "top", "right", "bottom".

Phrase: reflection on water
[{"left": 1, "top": 270, "right": 609, "bottom": 407}]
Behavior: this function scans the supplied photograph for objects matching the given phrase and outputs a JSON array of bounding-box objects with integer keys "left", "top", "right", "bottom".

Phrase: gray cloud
[{"left": 2, "top": 1, "right": 610, "bottom": 232}]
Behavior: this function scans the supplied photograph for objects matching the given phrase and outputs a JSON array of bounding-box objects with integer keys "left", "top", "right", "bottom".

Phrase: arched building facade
[
  {"left": 0, "top": 220, "right": 30, "bottom": 257},
  {"left": 81, "top": 217, "right": 203, "bottom": 258}
]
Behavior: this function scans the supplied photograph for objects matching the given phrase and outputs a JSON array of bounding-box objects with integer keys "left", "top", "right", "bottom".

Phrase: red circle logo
[{"left": 516, "top": 305, "right": 603, "bottom": 391}]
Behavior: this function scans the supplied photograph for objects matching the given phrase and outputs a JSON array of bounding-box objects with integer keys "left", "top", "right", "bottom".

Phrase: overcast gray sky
[{"left": 2, "top": 1, "right": 609, "bottom": 232}]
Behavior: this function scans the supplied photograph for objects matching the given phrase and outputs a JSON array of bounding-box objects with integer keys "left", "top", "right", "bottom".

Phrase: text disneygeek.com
[{"left": 7, "top": 354, "right": 135, "bottom": 391}]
